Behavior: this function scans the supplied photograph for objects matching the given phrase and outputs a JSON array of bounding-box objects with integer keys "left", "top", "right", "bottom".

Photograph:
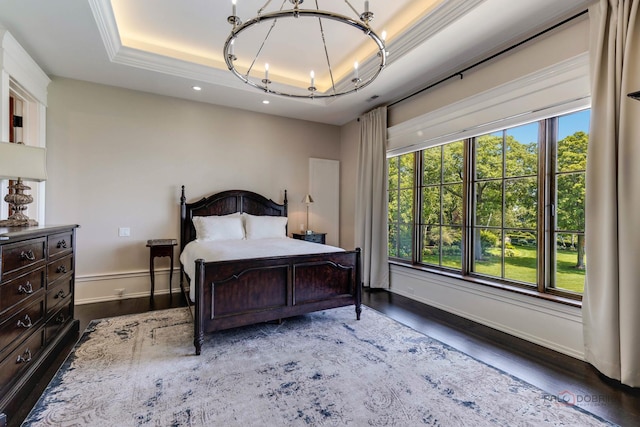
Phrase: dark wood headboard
[{"left": 179, "top": 186, "right": 288, "bottom": 253}]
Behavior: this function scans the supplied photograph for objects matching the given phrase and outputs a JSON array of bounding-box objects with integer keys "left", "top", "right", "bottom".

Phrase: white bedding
[{"left": 180, "top": 237, "right": 344, "bottom": 301}]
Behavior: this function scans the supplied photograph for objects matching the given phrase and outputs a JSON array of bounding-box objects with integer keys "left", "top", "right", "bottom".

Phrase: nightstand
[
  {"left": 292, "top": 232, "right": 326, "bottom": 244},
  {"left": 146, "top": 239, "right": 177, "bottom": 298}
]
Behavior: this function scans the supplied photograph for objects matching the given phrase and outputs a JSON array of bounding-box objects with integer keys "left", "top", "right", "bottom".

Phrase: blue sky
[
  {"left": 558, "top": 109, "right": 590, "bottom": 139},
  {"left": 488, "top": 109, "right": 590, "bottom": 143}
]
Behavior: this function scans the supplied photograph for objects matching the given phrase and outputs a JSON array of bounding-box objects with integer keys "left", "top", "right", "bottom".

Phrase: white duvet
[{"left": 180, "top": 237, "right": 344, "bottom": 301}]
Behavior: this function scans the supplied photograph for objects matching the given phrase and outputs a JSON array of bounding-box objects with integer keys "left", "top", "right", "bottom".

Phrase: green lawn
[
  {"left": 424, "top": 245, "right": 585, "bottom": 293},
  {"left": 475, "top": 246, "right": 584, "bottom": 293}
]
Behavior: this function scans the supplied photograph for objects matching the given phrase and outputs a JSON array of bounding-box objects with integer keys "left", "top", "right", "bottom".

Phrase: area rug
[{"left": 22, "top": 306, "right": 615, "bottom": 426}]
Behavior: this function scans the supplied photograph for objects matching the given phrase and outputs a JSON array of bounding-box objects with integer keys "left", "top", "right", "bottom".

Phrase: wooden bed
[{"left": 179, "top": 187, "right": 362, "bottom": 355}]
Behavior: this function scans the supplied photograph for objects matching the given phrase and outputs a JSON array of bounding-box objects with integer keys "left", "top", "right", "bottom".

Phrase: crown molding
[
  {"left": 88, "top": 0, "right": 121, "bottom": 61},
  {"left": 89, "top": 0, "right": 487, "bottom": 100}
]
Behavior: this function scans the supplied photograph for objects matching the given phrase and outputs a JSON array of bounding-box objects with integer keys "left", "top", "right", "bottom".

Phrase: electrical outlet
[
  {"left": 118, "top": 227, "right": 130, "bottom": 237},
  {"left": 115, "top": 288, "right": 125, "bottom": 297}
]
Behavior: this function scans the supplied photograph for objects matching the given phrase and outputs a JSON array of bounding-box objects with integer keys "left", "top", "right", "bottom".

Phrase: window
[
  {"left": 388, "top": 153, "right": 414, "bottom": 261},
  {"left": 387, "top": 109, "right": 589, "bottom": 300},
  {"left": 472, "top": 124, "right": 539, "bottom": 285},
  {"left": 552, "top": 110, "right": 589, "bottom": 293},
  {"left": 420, "top": 141, "right": 464, "bottom": 269}
]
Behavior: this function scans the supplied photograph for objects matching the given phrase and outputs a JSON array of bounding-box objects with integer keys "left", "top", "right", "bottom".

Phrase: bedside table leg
[
  {"left": 149, "top": 256, "right": 155, "bottom": 299},
  {"left": 169, "top": 253, "right": 174, "bottom": 299}
]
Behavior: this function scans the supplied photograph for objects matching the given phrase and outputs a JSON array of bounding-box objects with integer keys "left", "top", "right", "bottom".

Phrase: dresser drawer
[
  {"left": 48, "top": 231, "right": 73, "bottom": 259},
  {"left": 47, "top": 254, "right": 73, "bottom": 286},
  {"left": 45, "top": 303, "right": 73, "bottom": 346},
  {"left": 46, "top": 277, "right": 73, "bottom": 318},
  {"left": 0, "top": 297, "right": 44, "bottom": 355},
  {"left": 0, "top": 266, "right": 45, "bottom": 315},
  {"left": 0, "top": 238, "right": 46, "bottom": 281},
  {"left": 0, "top": 327, "right": 44, "bottom": 393}
]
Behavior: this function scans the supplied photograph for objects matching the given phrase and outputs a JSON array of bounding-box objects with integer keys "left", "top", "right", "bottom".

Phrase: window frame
[{"left": 388, "top": 110, "right": 589, "bottom": 304}]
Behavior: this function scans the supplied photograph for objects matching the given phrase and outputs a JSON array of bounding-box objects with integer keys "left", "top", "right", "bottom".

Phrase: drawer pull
[
  {"left": 56, "top": 239, "right": 67, "bottom": 249},
  {"left": 16, "top": 349, "right": 32, "bottom": 364},
  {"left": 20, "top": 250, "right": 36, "bottom": 261},
  {"left": 55, "top": 313, "right": 66, "bottom": 324},
  {"left": 17, "top": 315, "right": 33, "bottom": 328},
  {"left": 56, "top": 265, "right": 68, "bottom": 274},
  {"left": 18, "top": 281, "right": 34, "bottom": 295},
  {"left": 55, "top": 289, "right": 67, "bottom": 299}
]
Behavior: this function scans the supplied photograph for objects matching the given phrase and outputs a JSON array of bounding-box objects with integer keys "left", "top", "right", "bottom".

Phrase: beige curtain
[
  {"left": 355, "top": 106, "right": 389, "bottom": 288},
  {"left": 583, "top": 0, "right": 640, "bottom": 387}
]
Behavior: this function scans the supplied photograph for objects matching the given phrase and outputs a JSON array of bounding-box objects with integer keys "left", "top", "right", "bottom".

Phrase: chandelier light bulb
[
  {"left": 265, "top": 63, "right": 269, "bottom": 80},
  {"left": 365, "top": 1, "right": 369, "bottom": 13},
  {"left": 232, "top": 0, "right": 236, "bottom": 17},
  {"left": 310, "top": 70, "right": 315, "bottom": 88},
  {"left": 354, "top": 61, "right": 359, "bottom": 79}
]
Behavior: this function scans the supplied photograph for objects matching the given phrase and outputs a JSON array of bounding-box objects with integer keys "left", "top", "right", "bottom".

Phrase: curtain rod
[{"left": 388, "top": 9, "right": 589, "bottom": 108}]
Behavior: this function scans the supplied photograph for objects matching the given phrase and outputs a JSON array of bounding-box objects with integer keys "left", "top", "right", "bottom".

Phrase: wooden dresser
[{"left": 0, "top": 225, "right": 79, "bottom": 426}]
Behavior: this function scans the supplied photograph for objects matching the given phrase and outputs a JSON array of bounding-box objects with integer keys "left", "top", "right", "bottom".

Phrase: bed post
[
  {"left": 355, "top": 247, "right": 362, "bottom": 320},
  {"left": 284, "top": 189, "right": 288, "bottom": 233},
  {"left": 283, "top": 189, "right": 288, "bottom": 215},
  {"left": 194, "top": 258, "right": 205, "bottom": 355},
  {"left": 180, "top": 186, "right": 187, "bottom": 296}
]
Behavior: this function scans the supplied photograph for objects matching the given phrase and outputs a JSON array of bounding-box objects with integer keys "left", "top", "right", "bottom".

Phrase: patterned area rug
[{"left": 23, "top": 306, "right": 615, "bottom": 426}]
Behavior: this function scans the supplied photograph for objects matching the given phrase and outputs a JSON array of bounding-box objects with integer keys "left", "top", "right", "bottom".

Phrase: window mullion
[
  {"left": 546, "top": 117, "right": 559, "bottom": 292},
  {"left": 463, "top": 138, "right": 473, "bottom": 275},
  {"left": 501, "top": 130, "right": 507, "bottom": 279},
  {"left": 413, "top": 152, "right": 422, "bottom": 265},
  {"left": 538, "top": 119, "right": 550, "bottom": 294}
]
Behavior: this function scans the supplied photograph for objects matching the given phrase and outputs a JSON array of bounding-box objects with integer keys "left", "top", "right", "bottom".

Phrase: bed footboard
[{"left": 193, "top": 249, "right": 361, "bottom": 355}]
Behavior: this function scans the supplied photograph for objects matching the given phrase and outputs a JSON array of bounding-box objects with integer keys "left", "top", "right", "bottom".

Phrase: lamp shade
[
  {"left": 0, "top": 142, "right": 47, "bottom": 181},
  {"left": 302, "top": 194, "right": 314, "bottom": 204}
]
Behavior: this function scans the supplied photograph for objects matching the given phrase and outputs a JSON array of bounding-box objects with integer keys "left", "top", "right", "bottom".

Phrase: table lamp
[
  {"left": 0, "top": 141, "right": 47, "bottom": 226},
  {"left": 302, "top": 194, "right": 314, "bottom": 234}
]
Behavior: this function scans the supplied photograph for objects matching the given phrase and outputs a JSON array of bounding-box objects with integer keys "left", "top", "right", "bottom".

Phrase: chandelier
[{"left": 224, "top": 0, "right": 387, "bottom": 99}]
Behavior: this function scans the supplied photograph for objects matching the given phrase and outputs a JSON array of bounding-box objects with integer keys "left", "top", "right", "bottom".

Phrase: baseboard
[
  {"left": 389, "top": 265, "right": 585, "bottom": 361},
  {"left": 75, "top": 268, "right": 182, "bottom": 305}
]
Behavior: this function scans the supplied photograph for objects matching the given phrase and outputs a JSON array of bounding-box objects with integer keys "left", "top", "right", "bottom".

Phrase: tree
[
  {"left": 388, "top": 153, "right": 415, "bottom": 259},
  {"left": 556, "top": 131, "right": 588, "bottom": 269},
  {"left": 474, "top": 132, "right": 538, "bottom": 260}
]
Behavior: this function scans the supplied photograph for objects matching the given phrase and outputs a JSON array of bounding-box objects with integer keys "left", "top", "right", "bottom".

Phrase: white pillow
[
  {"left": 244, "top": 214, "right": 288, "bottom": 239},
  {"left": 193, "top": 215, "right": 245, "bottom": 241}
]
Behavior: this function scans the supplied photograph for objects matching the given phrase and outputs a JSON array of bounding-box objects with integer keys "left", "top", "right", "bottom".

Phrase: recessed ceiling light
[
  {"left": 262, "top": 100, "right": 270, "bottom": 104},
  {"left": 192, "top": 86, "right": 202, "bottom": 91}
]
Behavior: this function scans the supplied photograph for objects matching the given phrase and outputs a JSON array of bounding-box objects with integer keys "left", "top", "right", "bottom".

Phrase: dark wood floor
[{"left": 12, "top": 290, "right": 640, "bottom": 427}]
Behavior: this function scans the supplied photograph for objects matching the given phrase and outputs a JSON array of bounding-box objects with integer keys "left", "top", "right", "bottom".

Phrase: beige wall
[
  {"left": 338, "top": 119, "right": 359, "bottom": 250},
  {"left": 46, "top": 77, "right": 341, "bottom": 302}
]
